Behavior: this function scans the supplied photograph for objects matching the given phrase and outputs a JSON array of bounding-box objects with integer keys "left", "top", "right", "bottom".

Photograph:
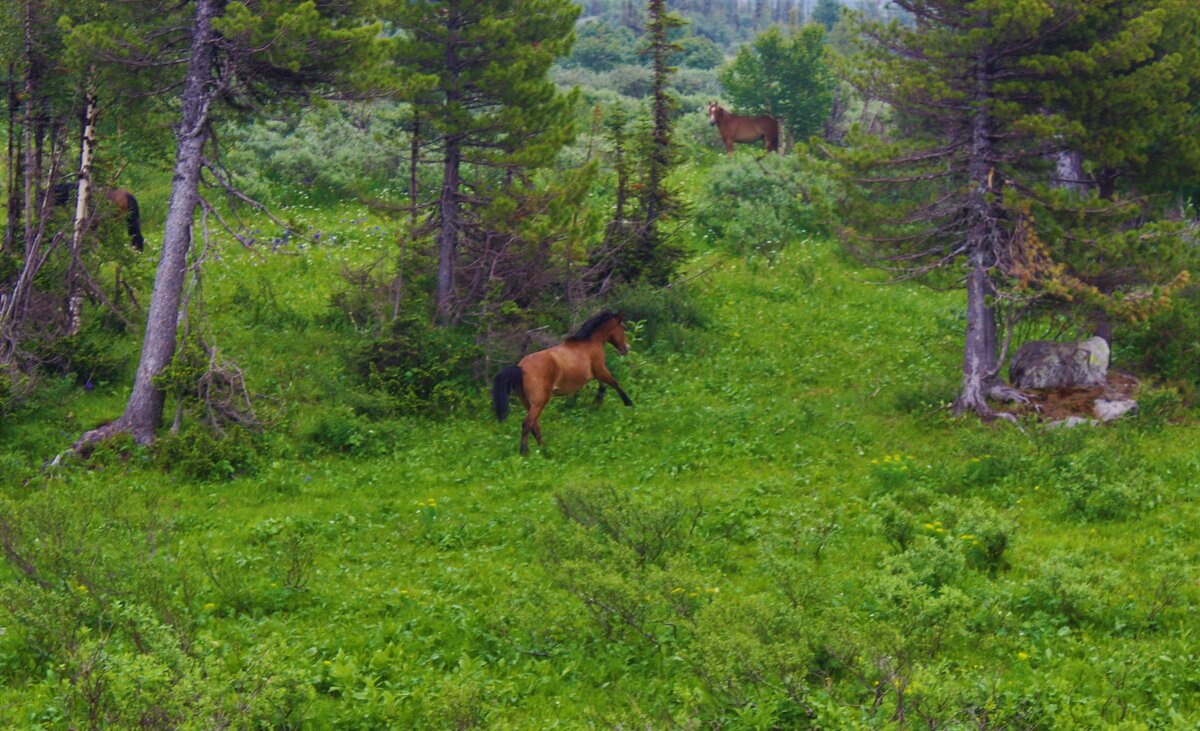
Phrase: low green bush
[
  {"left": 692, "top": 153, "right": 835, "bottom": 259},
  {"left": 610, "top": 282, "right": 708, "bottom": 353},
  {"left": 152, "top": 423, "right": 263, "bottom": 481},
  {"left": 347, "top": 317, "right": 479, "bottom": 416}
]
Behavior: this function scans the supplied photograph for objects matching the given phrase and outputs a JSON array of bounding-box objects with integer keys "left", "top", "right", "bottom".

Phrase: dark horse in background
[
  {"left": 492, "top": 311, "right": 633, "bottom": 455},
  {"left": 52, "top": 182, "right": 146, "bottom": 250},
  {"left": 708, "top": 101, "right": 780, "bottom": 154}
]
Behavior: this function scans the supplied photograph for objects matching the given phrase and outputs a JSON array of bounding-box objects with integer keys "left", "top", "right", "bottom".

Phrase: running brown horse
[
  {"left": 53, "top": 182, "right": 146, "bottom": 250},
  {"left": 707, "top": 102, "right": 780, "bottom": 154},
  {"left": 492, "top": 311, "right": 633, "bottom": 455}
]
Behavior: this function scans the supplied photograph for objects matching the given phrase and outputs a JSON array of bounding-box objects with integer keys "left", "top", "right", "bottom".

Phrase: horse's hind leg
[{"left": 594, "top": 384, "right": 607, "bottom": 405}]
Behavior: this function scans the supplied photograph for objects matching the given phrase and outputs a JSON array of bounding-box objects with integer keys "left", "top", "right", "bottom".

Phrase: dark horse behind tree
[
  {"left": 53, "top": 182, "right": 146, "bottom": 250},
  {"left": 707, "top": 101, "right": 780, "bottom": 154},
  {"left": 492, "top": 311, "right": 633, "bottom": 455}
]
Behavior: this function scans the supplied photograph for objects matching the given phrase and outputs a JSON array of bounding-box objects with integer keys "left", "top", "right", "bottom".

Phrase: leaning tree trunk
[
  {"left": 66, "top": 80, "right": 98, "bottom": 336},
  {"left": 74, "top": 0, "right": 219, "bottom": 450}
]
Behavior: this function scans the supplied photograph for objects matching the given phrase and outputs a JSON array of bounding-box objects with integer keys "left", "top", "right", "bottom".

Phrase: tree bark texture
[
  {"left": 66, "top": 83, "right": 98, "bottom": 336},
  {"left": 952, "top": 54, "right": 1002, "bottom": 417},
  {"left": 4, "top": 62, "right": 18, "bottom": 251},
  {"left": 75, "top": 0, "right": 219, "bottom": 449},
  {"left": 434, "top": 4, "right": 461, "bottom": 326}
]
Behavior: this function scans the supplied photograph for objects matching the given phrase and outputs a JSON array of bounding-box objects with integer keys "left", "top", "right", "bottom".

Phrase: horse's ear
[{"left": 616, "top": 310, "right": 626, "bottom": 322}]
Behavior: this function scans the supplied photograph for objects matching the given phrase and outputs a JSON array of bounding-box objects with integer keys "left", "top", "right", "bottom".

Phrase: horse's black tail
[
  {"left": 125, "top": 192, "right": 145, "bottom": 251},
  {"left": 492, "top": 365, "right": 523, "bottom": 422},
  {"left": 767, "top": 123, "right": 780, "bottom": 153}
]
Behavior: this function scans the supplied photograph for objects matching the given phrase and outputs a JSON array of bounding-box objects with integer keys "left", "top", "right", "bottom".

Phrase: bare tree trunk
[
  {"left": 4, "top": 62, "right": 18, "bottom": 252},
  {"left": 22, "top": 0, "right": 40, "bottom": 249},
  {"left": 409, "top": 109, "right": 420, "bottom": 228},
  {"left": 953, "top": 55, "right": 1005, "bottom": 417},
  {"left": 434, "top": 7, "right": 461, "bottom": 326},
  {"left": 66, "top": 80, "right": 98, "bottom": 336},
  {"left": 1054, "top": 149, "right": 1086, "bottom": 195},
  {"left": 435, "top": 136, "right": 460, "bottom": 325},
  {"left": 74, "top": 0, "right": 219, "bottom": 449}
]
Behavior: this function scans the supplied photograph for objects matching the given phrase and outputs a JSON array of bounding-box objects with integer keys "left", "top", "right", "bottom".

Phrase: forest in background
[{"left": 1, "top": 0, "right": 1200, "bottom": 727}]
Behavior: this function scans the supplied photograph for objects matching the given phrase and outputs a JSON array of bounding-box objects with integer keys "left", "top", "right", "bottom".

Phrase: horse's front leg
[
  {"left": 594, "top": 384, "right": 607, "bottom": 405},
  {"left": 595, "top": 370, "right": 632, "bottom": 407}
]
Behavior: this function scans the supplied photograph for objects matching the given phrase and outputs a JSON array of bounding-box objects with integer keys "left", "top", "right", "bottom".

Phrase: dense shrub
[
  {"left": 610, "top": 282, "right": 708, "bottom": 353},
  {"left": 693, "top": 153, "right": 835, "bottom": 258},
  {"left": 152, "top": 423, "right": 263, "bottom": 481},
  {"left": 32, "top": 318, "right": 130, "bottom": 386},
  {"left": 223, "top": 102, "right": 409, "bottom": 202},
  {"left": 347, "top": 317, "right": 479, "bottom": 416}
]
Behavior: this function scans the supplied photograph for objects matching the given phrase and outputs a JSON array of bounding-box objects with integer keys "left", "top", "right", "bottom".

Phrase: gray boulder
[
  {"left": 1095, "top": 399, "right": 1138, "bottom": 422},
  {"left": 1009, "top": 336, "right": 1109, "bottom": 389}
]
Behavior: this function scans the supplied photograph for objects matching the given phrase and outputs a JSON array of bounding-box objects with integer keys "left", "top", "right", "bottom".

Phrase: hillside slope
[{"left": 1, "top": 235, "right": 1198, "bottom": 728}]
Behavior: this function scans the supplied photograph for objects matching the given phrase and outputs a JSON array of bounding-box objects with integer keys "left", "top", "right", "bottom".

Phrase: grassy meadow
[{"left": 2, "top": 157, "right": 1200, "bottom": 728}]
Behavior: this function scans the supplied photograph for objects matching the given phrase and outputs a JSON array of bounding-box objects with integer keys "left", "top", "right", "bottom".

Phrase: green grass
[{"left": 2, "top": 202, "right": 1200, "bottom": 727}]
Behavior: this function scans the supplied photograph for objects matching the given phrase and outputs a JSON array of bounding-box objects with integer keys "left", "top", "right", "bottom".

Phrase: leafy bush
[
  {"left": 33, "top": 317, "right": 129, "bottom": 386},
  {"left": 152, "top": 423, "right": 263, "bottom": 481},
  {"left": 953, "top": 501, "right": 1014, "bottom": 574},
  {"left": 347, "top": 317, "right": 480, "bottom": 416},
  {"left": 1015, "top": 553, "right": 1114, "bottom": 629},
  {"left": 563, "top": 19, "right": 640, "bottom": 71},
  {"left": 302, "top": 404, "right": 395, "bottom": 455},
  {"left": 610, "top": 282, "right": 708, "bottom": 352},
  {"left": 1054, "top": 447, "right": 1157, "bottom": 521},
  {"left": 223, "top": 101, "right": 409, "bottom": 202},
  {"left": 1121, "top": 286, "right": 1200, "bottom": 389},
  {"left": 693, "top": 153, "right": 834, "bottom": 258}
]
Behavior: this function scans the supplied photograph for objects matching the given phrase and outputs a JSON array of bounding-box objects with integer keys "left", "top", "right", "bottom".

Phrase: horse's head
[
  {"left": 608, "top": 312, "right": 630, "bottom": 356},
  {"left": 707, "top": 102, "right": 720, "bottom": 126}
]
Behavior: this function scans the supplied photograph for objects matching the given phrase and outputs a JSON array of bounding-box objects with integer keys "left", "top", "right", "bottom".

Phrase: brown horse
[
  {"left": 707, "top": 102, "right": 780, "bottom": 153},
  {"left": 492, "top": 311, "right": 633, "bottom": 455},
  {"left": 53, "top": 183, "right": 146, "bottom": 250}
]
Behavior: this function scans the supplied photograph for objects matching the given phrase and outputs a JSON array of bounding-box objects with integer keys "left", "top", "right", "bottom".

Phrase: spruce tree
[
  {"left": 392, "top": 0, "right": 579, "bottom": 324},
  {"left": 812, "top": 0, "right": 840, "bottom": 30},
  {"left": 835, "top": 0, "right": 1195, "bottom": 418}
]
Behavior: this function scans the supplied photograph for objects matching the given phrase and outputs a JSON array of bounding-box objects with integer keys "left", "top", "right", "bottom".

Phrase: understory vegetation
[
  {"left": 2, "top": 0, "right": 1200, "bottom": 728},
  {"left": 3, "top": 220, "right": 1200, "bottom": 726}
]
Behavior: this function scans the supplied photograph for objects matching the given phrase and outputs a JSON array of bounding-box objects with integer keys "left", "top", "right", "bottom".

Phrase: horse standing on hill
[
  {"left": 53, "top": 182, "right": 146, "bottom": 251},
  {"left": 492, "top": 311, "right": 634, "bottom": 455},
  {"left": 707, "top": 102, "right": 780, "bottom": 154}
]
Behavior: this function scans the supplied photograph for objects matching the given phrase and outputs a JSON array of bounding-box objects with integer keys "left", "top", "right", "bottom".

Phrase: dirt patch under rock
[{"left": 1000, "top": 371, "right": 1139, "bottom": 422}]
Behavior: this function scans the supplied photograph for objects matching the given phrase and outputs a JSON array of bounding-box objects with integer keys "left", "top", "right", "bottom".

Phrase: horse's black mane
[{"left": 566, "top": 311, "right": 619, "bottom": 341}]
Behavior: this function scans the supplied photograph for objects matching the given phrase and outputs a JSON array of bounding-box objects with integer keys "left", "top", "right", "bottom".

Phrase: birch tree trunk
[
  {"left": 66, "top": 82, "right": 98, "bottom": 336},
  {"left": 74, "top": 0, "right": 219, "bottom": 449}
]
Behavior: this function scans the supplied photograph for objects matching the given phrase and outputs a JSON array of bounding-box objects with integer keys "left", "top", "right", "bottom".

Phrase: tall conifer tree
[
  {"left": 835, "top": 0, "right": 1195, "bottom": 418},
  {"left": 392, "top": 0, "right": 579, "bottom": 325}
]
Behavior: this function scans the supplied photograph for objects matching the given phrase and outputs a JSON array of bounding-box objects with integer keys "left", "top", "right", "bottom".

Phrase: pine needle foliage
[{"left": 831, "top": 0, "right": 1198, "bottom": 416}]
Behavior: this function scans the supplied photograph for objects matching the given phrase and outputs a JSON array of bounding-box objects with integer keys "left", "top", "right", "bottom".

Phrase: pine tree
[
  {"left": 812, "top": 0, "right": 840, "bottom": 30},
  {"left": 620, "top": 0, "right": 686, "bottom": 286},
  {"left": 392, "top": 0, "right": 580, "bottom": 324},
  {"left": 835, "top": 0, "right": 1194, "bottom": 418}
]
